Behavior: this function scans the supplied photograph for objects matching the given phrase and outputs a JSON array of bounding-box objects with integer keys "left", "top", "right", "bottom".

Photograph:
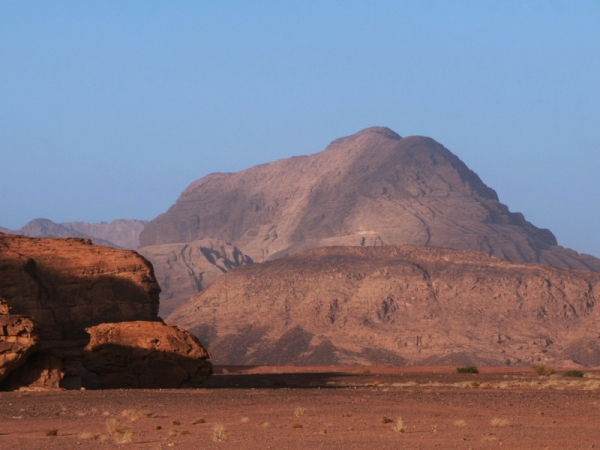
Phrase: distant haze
[{"left": 1, "top": 2, "right": 599, "bottom": 257}]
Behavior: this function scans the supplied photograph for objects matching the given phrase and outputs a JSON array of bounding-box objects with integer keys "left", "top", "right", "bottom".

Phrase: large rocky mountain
[
  {"left": 140, "top": 127, "right": 600, "bottom": 272},
  {"left": 168, "top": 245, "right": 600, "bottom": 367},
  {"left": 3, "top": 218, "right": 147, "bottom": 249}
]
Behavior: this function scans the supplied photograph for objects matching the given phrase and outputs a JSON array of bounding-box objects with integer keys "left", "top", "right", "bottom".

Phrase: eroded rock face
[
  {"left": 0, "top": 298, "right": 41, "bottom": 384},
  {"left": 140, "top": 127, "right": 600, "bottom": 273},
  {"left": 0, "top": 232, "right": 160, "bottom": 342},
  {"left": 83, "top": 321, "right": 212, "bottom": 388},
  {"left": 138, "top": 239, "right": 253, "bottom": 316},
  {"left": 168, "top": 245, "right": 600, "bottom": 367}
]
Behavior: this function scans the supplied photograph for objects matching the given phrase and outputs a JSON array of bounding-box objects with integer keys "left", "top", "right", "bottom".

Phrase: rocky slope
[
  {"left": 3, "top": 218, "right": 147, "bottom": 249},
  {"left": 138, "top": 239, "right": 253, "bottom": 316},
  {"left": 168, "top": 245, "right": 600, "bottom": 366},
  {"left": 0, "top": 232, "right": 211, "bottom": 389},
  {"left": 140, "top": 127, "right": 600, "bottom": 273}
]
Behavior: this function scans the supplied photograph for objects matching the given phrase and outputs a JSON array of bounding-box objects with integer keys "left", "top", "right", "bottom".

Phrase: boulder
[
  {"left": 0, "top": 298, "right": 41, "bottom": 384},
  {"left": 82, "top": 321, "right": 212, "bottom": 388}
]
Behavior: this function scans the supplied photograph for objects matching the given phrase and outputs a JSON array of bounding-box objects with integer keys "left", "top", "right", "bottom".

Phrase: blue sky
[{"left": 1, "top": 1, "right": 599, "bottom": 257}]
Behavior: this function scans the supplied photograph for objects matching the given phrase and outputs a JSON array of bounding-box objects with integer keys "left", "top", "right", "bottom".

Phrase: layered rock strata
[{"left": 169, "top": 245, "right": 600, "bottom": 367}]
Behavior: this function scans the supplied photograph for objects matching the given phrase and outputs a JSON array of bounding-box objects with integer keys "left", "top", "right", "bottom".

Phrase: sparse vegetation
[
  {"left": 563, "top": 370, "right": 584, "bottom": 378},
  {"left": 169, "top": 428, "right": 179, "bottom": 437},
  {"left": 356, "top": 364, "right": 371, "bottom": 374},
  {"left": 192, "top": 417, "right": 206, "bottom": 425},
  {"left": 213, "top": 424, "right": 227, "bottom": 442},
  {"left": 106, "top": 418, "right": 133, "bottom": 444},
  {"left": 531, "top": 364, "right": 556, "bottom": 376},
  {"left": 241, "top": 416, "right": 249, "bottom": 423},
  {"left": 454, "top": 419, "right": 467, "bottom": 427},
  {"left": 490, "top": 417, "right": 510, "bottom": 427},
  {"left": 456, "top": 366, "right": 479, "bottom": 374},
  {"left": 292, "top": 423, "right": 303, "bottom": 428},
  {"left": 121, "top": 408, "right": 156, "bottom": 421},
  {"left": 294, "top": 407, "right": 306, "bottom": 417},
  {"left": 180, "top": 429, "right": 190, "bottom": 435},
  {"left": 171, "top": 420, "right": 181, "bottom": 426},
  {"left": 392, "top": 417, "right": 405, "bottom": 433},
  {"left": 45, "top": 428, "right": 58, "bottom": 437},
  {"left": 381, "top": 416, "right": 394, "bottom": 424}
]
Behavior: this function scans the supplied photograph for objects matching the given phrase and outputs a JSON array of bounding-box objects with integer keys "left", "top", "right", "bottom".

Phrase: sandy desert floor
[{"left": 1, "top": 365, "right": 600, "bottom": 449}]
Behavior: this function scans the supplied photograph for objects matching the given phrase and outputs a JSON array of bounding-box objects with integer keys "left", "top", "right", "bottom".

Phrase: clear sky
[{"left": 1, "top": 1, "right": 599, "bottom": 257}]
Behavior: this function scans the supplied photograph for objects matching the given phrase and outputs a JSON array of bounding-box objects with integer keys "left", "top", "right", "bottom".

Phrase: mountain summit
[{"left": 140, "top": 127, "right": 599, "bottom": 271}]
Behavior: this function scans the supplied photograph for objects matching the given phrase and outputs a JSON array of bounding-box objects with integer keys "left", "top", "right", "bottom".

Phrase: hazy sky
[{"left": 1, "top": 1, "right": 599, "bottom": 257}]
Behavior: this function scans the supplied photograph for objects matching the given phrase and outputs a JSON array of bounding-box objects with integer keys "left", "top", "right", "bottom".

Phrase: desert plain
[{"left": 2, "top": 365, "right": 600, "bottom": 449}]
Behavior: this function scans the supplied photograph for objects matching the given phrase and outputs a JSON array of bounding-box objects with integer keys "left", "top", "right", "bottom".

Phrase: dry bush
[
  {"left": 381, "top": 416, "right": 394, "bottom": 424},
  {"left": 213, "top": 424, "right": 227, "bottom": 442},
  {"left": 192, "top": 417, "right": 206, "bottom": 425},
  {"left": 294, "top": 407, "right": 306, "bottom": 417},
  {"left": 454, "top": 420, "right": 467, "bottom": 427},
  {"left": 106, "top": 418, "right": 133, "bottom": 444},
  {"left": 563, "top": 370, "right": 584, "bottom": 378},
  {"left": 171, "top": 420, "right": 181, "bottom": 426},
  {"left": 356, "top": 365, "right": 371, "bottom": 374},
  {"left": 490, "top": 418, "right": 510, "bottom": 427},
  {"left": 154, "top": 425, "right": 162, "bottom": 430},
  {"left": 342, "top": 412, "right": 352, "bottom": 417},
  {"left": 292, "top": 423, "right": 303, "bottom": 429},
  {"left": 393, "top": 417, "right": 405, "bottom": 433},
  {"left": 456, "top": 366, "right": 479, "bottom": 374},
  {"left": 181, "top": 429, "right": 190, "bottom": 435},
  {"left": 241, "top": 417, "right": 249, "bottom": 423},
  {"left": 121, "top": 408, "right": 156, "bottom": 421},
  {"left": 45, "top": 429, "right": 58, "bottom": 437},
  {"left": 531, "top": 364, "right": 556, "bottom": 376},
  {"left": 169, "top": 429, "right": 179, "bottom": 437},
  {"left": 258, "top": 420, "right": 269, "bottom": 427}
]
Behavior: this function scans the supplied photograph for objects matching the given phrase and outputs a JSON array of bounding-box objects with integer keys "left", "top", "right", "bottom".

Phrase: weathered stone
[
  {"left": 169, "top": 245, "right": 600, "bottom": 367},
  {"left": 82, "top": 321, "right": 212, "bottom": 388},
  {"left": 1, "top": 353, "right": 62, "bottom": 391},
  {"left": 0, "top": 298, "right": 41, "bottom": 384}
]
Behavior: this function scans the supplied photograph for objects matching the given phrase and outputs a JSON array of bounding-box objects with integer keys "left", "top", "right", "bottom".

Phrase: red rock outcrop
[
  {"left": 0, "top": 232, "right": 160, "bottom": 342},
  {"left": 83, "top": 321, "right": 212, "bottom": 388},
  {"left": 0, "top": 233, "right": 213, "bottom": 389},
  {"left": 0, "top": 298, "right": 41, "bottom": 384},
  {"left": 168, "top": 245, "right": 600, "bottom": 367},
  {"left": 140, "top": 127, "right": 600, "bottom": 273},
  {"left": 138, "top": 239, "right": 253, "bottom": 316}
]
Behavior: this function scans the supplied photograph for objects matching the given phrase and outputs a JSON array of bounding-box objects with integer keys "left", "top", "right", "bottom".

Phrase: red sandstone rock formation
[
  {"left": 83, "top": 321, "right": 212, "bottom": 388},
  {"left": 0, "top": 298, "right": 41, "bottom": 384},
  {"left": 168, "top": 245, "right": 600, "bottom": 367}
]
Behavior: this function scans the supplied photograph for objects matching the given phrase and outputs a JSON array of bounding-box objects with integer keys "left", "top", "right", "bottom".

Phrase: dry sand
[{"left": 1, "top": 365, "right": 599, "bottom": 449}]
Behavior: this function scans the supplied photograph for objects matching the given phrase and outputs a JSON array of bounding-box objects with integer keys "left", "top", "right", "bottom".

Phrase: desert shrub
[
  {"left": 106, "top": 418, "right": 133, "bottom": 444},
  {"left": 45, "top": 429, "right": 58, "bottom": 437},
  {"left": 490, "top": 418, "right": 510, "bottom": 427},
  {"left": 192, "top": 417, "right": 206, "bottom": 425},
  {"left": 381, "top": 416, "right": 394, "bottom": 424},
  {"left": 531, "top": 364, "right": 556, "bottom": 376},
  {"left": 294, "top": 407, "right": 306, "bottom": 417},
  {"left": 456, "top": 366, "right": 479, "bottom": 374},
  {"left": 356, "top": 365, "right": 371, "bottom": 374},
  {"left": 393, "top": 417, "right": 405, "bottom": 433},
  {"left": 213, "top": 424, "right": 227, "bottom": 442},
  {"left": 453, "top": 420, "right": 467, "bottom": 427},
  {"left": 292, "top": 423, "right": 303, "bottom": 428},
  {"left": 563, "top": 370, "right": 584, "bottom": 378}
]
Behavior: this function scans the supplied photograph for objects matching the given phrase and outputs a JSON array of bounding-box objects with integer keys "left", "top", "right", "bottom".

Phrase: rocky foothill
[
  {"left": 0, "top": 232, "right": 212, "bottom": 390},
  {"left": 169, "top": 245, "right": 600, "bottom": 367}
]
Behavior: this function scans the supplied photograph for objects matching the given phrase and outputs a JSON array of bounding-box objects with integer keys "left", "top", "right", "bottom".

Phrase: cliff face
[
  {"left": 0, "top": 232, "right": 160, "bottom": 342},
  {"left": 138, "top": 239, "right": 253, "bottom": 316},
  {"left": 140, "top": 127, "right": 600, "bottom": 272},
  {"left": 168, "top": 245, "right": 600, "bottom": 367},
  {"left": 0, "top": 232, "right": 212, "bottom": 389}
]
